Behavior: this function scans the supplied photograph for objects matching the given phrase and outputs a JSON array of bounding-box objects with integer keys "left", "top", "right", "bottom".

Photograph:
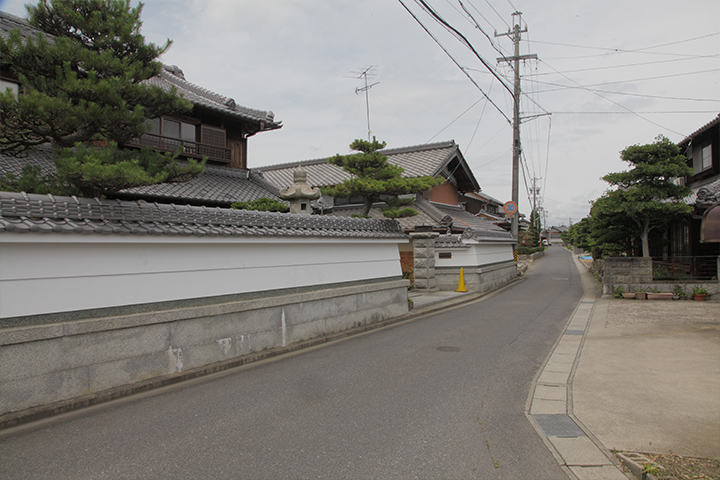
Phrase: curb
[{"left": 525, "top": 254, "right": 633, "bottom": 480}]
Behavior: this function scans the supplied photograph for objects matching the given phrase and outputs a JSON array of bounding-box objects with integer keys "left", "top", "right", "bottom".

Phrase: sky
[{"left": 1, "top": 0, "right": 718, "bottom": 228}]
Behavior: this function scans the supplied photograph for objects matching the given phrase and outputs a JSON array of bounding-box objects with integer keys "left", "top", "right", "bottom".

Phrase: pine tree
[
  {"left": 0, "top": 0, "right": 204, "bottom": 196},
  {"left": 322, "top": 138, "right": 443, "bottom": 217},
  {"left": 594, "top": 135, "right": 692, "bottom": 257}
]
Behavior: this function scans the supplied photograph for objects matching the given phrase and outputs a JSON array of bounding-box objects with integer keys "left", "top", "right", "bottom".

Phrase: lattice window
[{"left": 201, "top": 125, "right": 226, "bottom": 148}]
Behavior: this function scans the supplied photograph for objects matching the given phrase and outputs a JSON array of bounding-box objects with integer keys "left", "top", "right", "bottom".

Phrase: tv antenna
[{"left": 347, "top": 66, "right": 379, "bottom": 141}]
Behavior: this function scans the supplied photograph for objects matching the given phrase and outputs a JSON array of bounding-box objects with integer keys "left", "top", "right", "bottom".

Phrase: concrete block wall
[
  {"left": 0, "top": 280, "right": 409, "bottom": 417},
  {"left": 603, "top": 257, "right": 653, "bottom": 294},
  {"left": 435, "top": 261, "right": 517, "bottom": 292}
]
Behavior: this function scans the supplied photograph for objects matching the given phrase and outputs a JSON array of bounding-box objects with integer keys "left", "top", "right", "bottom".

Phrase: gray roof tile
[
  {"left": 0, "top": 144, "right": 283, "bottom": 207},
  {"left": 0, "top": 192, "right": 409, "bottom": 240},
  {"left": 259, "top": 141, "right": 461, "bottom": 189}
]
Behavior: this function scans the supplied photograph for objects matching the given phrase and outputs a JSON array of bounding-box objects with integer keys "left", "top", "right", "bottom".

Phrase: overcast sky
[{"left": 2, "top": 0, "right": 718, "bottom": 227}]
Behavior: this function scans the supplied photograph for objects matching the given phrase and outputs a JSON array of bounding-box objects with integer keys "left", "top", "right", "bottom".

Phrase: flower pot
[
  {"left": 635, "top": 292, "right": 647, "bottom": 300},
  {"left": 647, "top": 293, "right": 672, "bottom": 300},
  {"left": 693, "top": 294, "right": 707, "bottom": 301},
  {"left": 621, "top": 293, "right": 636, "bottom": 299}
]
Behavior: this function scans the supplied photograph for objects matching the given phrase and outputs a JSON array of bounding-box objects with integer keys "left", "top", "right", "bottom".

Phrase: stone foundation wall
[{"left": 0, "top": 280, "right": 409, "bottom": 417}]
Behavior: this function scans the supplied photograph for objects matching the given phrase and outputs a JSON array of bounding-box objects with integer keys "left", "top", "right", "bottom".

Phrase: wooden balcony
[{"left": 128, "top": 133, "right": 231, "bottom": 164}]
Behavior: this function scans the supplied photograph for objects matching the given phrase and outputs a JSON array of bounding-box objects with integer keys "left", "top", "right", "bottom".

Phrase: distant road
[{"left": 0, "top": 247, "right": 583, "bottom": 479}]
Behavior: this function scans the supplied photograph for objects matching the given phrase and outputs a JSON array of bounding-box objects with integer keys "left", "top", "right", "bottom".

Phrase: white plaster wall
[
  {"left": 436, "top": 243, "right": 513, "bottom": 268},
  {"left": 0, "top": 234, "right": 402, "bottom": 318}
]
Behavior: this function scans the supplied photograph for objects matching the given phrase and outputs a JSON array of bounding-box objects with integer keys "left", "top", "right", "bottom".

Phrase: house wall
[
  {"left": 0, "top": 234, "right": 409, "bottom": 417},
  {"left": 434, "top": 243, "right": 516, "bottom": 292},
  {"left": 427, "top": 182, "right": 458, "bottom": 206}
]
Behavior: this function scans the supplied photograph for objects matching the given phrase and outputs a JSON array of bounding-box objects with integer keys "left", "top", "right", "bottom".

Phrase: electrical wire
[
  {"left": 539, "top": 58, "right": 706, "bottom": 136},
  {"left": 426, "top": 97, "right": 485, "bottom": 143},
  {"left": 526, "top": 68, "right": 720, "bottom": 91},
  {"left": 529, "top": 54, "right": 720, "bottom": 77},
  {"left": 414, "top": 0, "right": 514, "bottom": 96},
  {"left": 397, "top": 0, "right": 512, "bottom": 124},
  {"left": 530, "top": 31, "right": 720, "bottom": 57}
]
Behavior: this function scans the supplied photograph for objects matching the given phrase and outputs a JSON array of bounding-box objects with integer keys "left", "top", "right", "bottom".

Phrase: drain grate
[
  {"left": 532, "top": 414, "right": 586, "bottom": 438},
  {"left": 564, "top": 329, "right": 585, "bottom": 336}
]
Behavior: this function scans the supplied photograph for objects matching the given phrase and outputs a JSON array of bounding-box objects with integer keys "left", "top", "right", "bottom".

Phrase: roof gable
[{"left": 259, "top": 141, "right": 480, "bottom": 192}]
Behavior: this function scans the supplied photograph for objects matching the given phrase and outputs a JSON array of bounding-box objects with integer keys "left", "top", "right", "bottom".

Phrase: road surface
[{"left": 0, "top": 247, "right": 583, "bottom": 479}]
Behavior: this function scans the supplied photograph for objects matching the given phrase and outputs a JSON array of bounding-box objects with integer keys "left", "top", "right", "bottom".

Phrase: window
[
  {"left": 701, "top": 144, "right": 712, "bottom": 171},
  {"left": 145, "top": 117, "right": 197, "bottom": 142}
]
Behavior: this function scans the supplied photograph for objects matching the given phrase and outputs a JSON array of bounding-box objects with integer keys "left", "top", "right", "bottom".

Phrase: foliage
[
  {"left": 321, "top": 138, "right": 443, "bottom": 216},
  {"left": 231, "top": 197, "right": 289, "bottom": 213},
  {"left": 524, "top": 208, "right": 542, "bottom": 247},
  {"left": 612, "top": 286, "right": 625, "bottom": 298},
  {"left": 517, "top": 245, "right": 545, "bottom": 255},
  {"left": 564, "top": 136, "right": 692, "bottom": 259},
  {"left": 0, "top": 164, "right": 73, "bottom": 195},
  {"left": 54, "top": 143, "right": 204, "bottom": 197},
  {"left": 0, "top": 0, "right": 202, "bottom": 195},
  {"left": 672, "top": 284, "right": 687, "bottom": 297},
  {"left": 692, "top": 285, "right": 710, "bottom": 296},
  {"left": 595, "top": 135, "right": 692, "bottom": 257},
  {"left": 382, "top": 207, "right": 419, "bottom": 218}
]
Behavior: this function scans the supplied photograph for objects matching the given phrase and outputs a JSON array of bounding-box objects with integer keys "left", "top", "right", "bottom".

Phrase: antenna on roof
[{"left": 347, "top": 66, "right": 378, "bottom": 142}]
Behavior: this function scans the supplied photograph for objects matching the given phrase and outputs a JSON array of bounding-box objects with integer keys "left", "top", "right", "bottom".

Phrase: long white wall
[{"left": 0, "top": 234, "right": 403, "bottom": 319}]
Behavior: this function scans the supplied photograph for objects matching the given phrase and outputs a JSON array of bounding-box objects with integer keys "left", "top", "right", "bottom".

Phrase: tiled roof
[
  {"left": 435, "top": 234, "right": 468, "bottom": 248},
  {"left": 684, "top": 176, "right": 720, "bottom": 206},
  {"left": 259, "top": 141, "right": 463, "bottom": 189},
  {"left": 117, "top": 165, "right": 283, "bottom": 206},
  {"left": 465, "top": 191, "right": 504, "bottom": 206},
  {"left": 0, "top": 144, "right": 283, "bottom": 207},
  {"left": 430, "top": 201, "right": 515, "bottom": 242},
  {"left": 0, "top": 11, "right": 54, "bottom": 42},
  {"left": 145, "top": 66, "right": 282, "bottom": 131},
  {"left": 0, "top": 192, "right": 408, "bottom": 239},
  {"left": 321, "top": 195, "right": 514, "bottom": 243},
  {"left": 678, "top": 114, "right": 720, "bottom": 147}
]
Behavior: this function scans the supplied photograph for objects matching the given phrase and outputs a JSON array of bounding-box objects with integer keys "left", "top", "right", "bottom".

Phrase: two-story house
[{"left": 0, "top": 10, "right": 284, "bottom": 207}]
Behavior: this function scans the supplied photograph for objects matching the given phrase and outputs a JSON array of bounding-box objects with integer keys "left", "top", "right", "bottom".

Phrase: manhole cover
[{"left": 437, "top": 346, "right": 461, "bottom": 352}]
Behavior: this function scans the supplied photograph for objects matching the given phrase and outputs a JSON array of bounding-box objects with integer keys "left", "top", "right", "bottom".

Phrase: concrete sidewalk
[{"left": 525, "top": 255, "right": 720, "bottom": 480}]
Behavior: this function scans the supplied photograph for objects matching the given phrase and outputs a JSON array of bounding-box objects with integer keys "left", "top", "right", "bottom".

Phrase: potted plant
[
  {"left": 614, "top": 286, "right": 635, "bottom": 299},
  {"left": 672, "top": 284, "right": 687, "bottom": 300},
  {"left": 692, "top": 285, "right": 710, "bottom": 301}
]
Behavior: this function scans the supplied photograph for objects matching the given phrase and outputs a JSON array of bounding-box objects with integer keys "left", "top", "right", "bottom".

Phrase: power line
[
  {"left": 526, "top": 68, "right": 720, "bottom": 91},
  {"left": 528, "top": 54, "right": 720, "bottom": 77},
  {"left": 529, "top": 31, "right": 720, "bottom": 57},
  {"left": 397, "top": 0, "right": 512, "bottom": 124},
  {"left": 415, "top": 0, "right": 514, "bottom": 96},
  {"left": 539, "top": 58, "right": 688, "bottom": 138}
]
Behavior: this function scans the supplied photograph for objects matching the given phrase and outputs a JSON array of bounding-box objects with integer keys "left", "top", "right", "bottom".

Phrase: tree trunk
[{"left": 640, "top": 220, "right": 651, "bottom": 258}]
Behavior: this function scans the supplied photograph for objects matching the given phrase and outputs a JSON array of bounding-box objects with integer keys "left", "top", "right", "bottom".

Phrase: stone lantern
[{"left": 279, "top": 166, "right": 321, "bottom": 215}]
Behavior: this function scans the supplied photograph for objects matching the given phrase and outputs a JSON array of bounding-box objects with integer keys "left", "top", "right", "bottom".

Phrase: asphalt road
[{"left": 0, "top": 247, "right": 583, "bottom": 479}]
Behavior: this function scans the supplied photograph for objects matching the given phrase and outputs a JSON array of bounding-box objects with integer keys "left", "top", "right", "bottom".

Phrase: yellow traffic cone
[{"left": 455, "top": 267, "right": 468, "bottom": 292}]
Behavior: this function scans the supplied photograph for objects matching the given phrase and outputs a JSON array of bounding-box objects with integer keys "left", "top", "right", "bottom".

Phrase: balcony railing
[
  {"left": 128, "top": 133, "right": 231, "bottom": 163},
  {"left": 652, "top": 256, "right": 719, "bottom": 281}
]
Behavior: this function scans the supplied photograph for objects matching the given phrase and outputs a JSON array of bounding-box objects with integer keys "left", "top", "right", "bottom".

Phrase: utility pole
[
  {"left": 496, "top": 12, "right": 537, "bottom": 244},
  {"left": 351, "top": 66, "right": 379, "bottom": 142}
]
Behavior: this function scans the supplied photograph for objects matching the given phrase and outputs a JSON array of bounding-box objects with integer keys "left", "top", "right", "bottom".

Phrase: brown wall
[
  {"left": 426, "top": 182, "right": 458, "bottom": 205},
  {"left": 227, "top": 137, "right": 247, "bottom": 169}
]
